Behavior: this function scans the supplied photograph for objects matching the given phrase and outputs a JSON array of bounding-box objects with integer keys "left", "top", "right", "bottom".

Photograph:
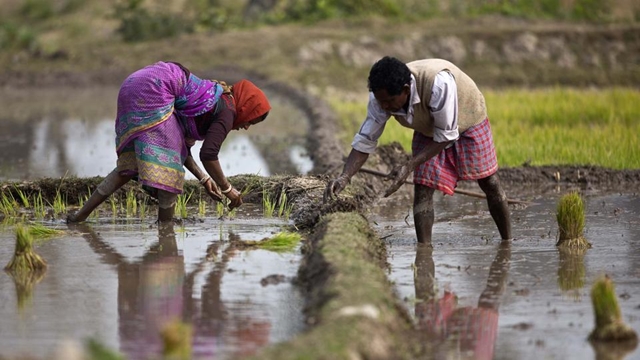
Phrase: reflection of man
[
  {"left": 414, "top": 241, "right": 511, "bottom": 359},
  {"left": 71, "top": 223, "right": 271, "bottom": 359}
]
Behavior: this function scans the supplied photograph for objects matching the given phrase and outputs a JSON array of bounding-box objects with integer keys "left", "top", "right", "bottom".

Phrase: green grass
[{"left": 330, "top": 87, "right": 640, "bottom": 169}]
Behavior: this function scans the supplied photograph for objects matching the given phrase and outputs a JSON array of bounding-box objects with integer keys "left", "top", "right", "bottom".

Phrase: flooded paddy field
[
  {"left": 372, "top": 187, "right": 640, "bottom": 360},
  {"left": 0, "top": 209, "right": 305, "bottom": 360}
]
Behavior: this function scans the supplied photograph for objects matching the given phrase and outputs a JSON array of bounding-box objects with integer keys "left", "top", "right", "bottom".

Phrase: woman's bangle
[
  {"left": 199, "top": 175, "right": 211, "bottom": 185},
  {"left": 221, "top": 184, "right": 233, "bottom": 194}
]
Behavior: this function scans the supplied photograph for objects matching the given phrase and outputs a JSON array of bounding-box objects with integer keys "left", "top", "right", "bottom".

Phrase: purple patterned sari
[{"left": 114, "top": 62, "right": 223, "bottom": 193}]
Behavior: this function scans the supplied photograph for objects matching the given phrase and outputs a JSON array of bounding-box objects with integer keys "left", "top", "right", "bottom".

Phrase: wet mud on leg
[
  {"left": 414, "top": 185, "right": 435, "bottom": 244},
  {"left": 477, "top": 173, "right": 512, "bottom": 240}
]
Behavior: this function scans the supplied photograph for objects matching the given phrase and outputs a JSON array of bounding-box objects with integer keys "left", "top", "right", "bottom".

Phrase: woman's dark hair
[{"left": 368, "top": 56, "right": 411, "bottom": 95}]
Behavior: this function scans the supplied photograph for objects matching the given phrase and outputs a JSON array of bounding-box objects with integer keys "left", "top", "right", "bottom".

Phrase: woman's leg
[
  {"left": 157, "top": 190, "right": 178, "bottom": 223},
  {"left": 67, "top": 169, "right": 133, "bottom": 222}
]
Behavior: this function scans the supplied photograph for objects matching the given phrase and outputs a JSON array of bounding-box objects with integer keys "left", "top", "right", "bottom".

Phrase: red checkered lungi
[{"left": 412, "top": 118, "right": 498, "bottom": 195}]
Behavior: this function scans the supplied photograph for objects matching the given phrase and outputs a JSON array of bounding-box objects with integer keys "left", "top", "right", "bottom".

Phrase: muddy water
[
  {"left": 372, "top": 188, "right": 640, "bottom": 360},
  {"left": 0, "top": 86, "right": 312, "bottom": 181},
  {"left": 0, "top": 208, "right": 305, "bottom": 360}
]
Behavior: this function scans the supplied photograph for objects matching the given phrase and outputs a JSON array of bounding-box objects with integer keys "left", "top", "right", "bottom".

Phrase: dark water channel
[
  {"left": 0, "top": 210, "right": 305, "bottom": 360},
  {"left": 371, "top": 187, "right": 640, "bottom": 360}
]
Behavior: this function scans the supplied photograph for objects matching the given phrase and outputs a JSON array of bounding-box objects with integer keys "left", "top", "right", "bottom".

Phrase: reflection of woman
[
  {"left": 67, "top": 61, "right": 271, "bottom": 223},
  {"left": 72, "top": 223, "right": 271, "bottom": 359},
  {"left": 414, "top": 240, "right": 511, "bottom": 360}
]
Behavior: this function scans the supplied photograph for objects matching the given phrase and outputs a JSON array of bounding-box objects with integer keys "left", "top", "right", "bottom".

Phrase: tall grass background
[{"left": 329, "top": 87, "right": 640, "bottom": 169}]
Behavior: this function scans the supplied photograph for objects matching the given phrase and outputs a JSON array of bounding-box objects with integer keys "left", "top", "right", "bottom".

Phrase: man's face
[{"left": 373, "top": 85, "right": 410, "bottom": 113}]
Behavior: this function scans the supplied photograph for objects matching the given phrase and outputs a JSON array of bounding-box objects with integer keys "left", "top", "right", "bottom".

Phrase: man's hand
[
  {"left": 203, "top": 179, "right": 223, "bottom": 202},
  {"left": 383, "top": 163, "right": 412, "bottom": 197},
  {"left": 323, "top": 175, "right": 350, "bottom": 203}
]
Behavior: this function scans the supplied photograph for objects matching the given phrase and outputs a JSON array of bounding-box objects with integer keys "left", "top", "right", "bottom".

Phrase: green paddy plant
[
  {"left": 138, "top": 198, "right": 148, "bottom": 219},
  {"left": 234, "top": 231, "right": 302, "bottom": 253},
  {"left": 198, "top": 195, "right": 206, "bottom": 217},
  {"left": 32, "top": 192, "right": 46, "bottom": 220},
  {"left": 28, "top": 223, "right": 64, "bottom": 239},
  {"left": 556, "top": 191, "right": 591, "bottom": 249},
  {"left": 51, "top": 190, "right": 66, "bottom": 217},
  {"left": 125, "top": 188, "right": 137, "bottom": 217},
  {"left": 14, "top": 186, "right": 30, "bottom": 208},
  {"left": 216, "top": 201, "right": 225, "bottom": 218},
  {"left": 263, "top": 189, "right": 276, "bottom": 217},
  {"left": 1, "top": 191, "right": 18, "bottom": 218},
  {"left": 160, "top": 319, "right": 193, "bottom": 360},
  {"left": 4, "top": 224, "right": 48, "bottom": 273},
  {"left": 176, "top": 191, "right": 193, "bottom": 219},
  {"left": 109, "top": 196, "right": 118, "bottom": 218},
  {"left": 589, "top": 275, "right": 638, "bottom": 343}
]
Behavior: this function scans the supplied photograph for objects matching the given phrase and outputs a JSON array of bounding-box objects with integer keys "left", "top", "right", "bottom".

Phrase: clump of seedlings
[
  {"left": 4, "top": 224, "right": 49, "bottom": 310},
  {"left": 4, "top": 224, "right": 48, "bottom": 273},
  {"left": 589, "top": 275, "right": 638, "bottom": 344},
  {"left": 556, "top": 191, "right": 591, "bottom": 249},
  {"left": 232, "top": 231, "right": 302, "bottom": 253},
  {"left": 160, "top": 319, "right": 192, "bottom": 359}
]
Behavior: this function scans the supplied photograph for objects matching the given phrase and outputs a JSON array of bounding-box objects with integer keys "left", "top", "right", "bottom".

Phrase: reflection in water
[
  {"left": 0, "top": 117, "right": 314, "bottom": 181},
  {"left": 414, "top": 240, "right": 511, "bottom": 359},
  {"left": 72, "top": 223, "right": 271, "bottom": 360},
  {"left": 557, "top": 247, "right": 587, "bottom": 300}
]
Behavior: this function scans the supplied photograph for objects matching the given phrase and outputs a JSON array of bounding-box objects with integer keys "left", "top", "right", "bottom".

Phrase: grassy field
[{"left": 328, "top": 87, "right": 640, "bottom": 169}]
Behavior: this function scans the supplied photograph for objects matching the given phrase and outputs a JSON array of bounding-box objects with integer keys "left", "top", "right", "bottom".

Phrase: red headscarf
[{"left": 232, "top": 80, "right": 271, "bottom": 129}]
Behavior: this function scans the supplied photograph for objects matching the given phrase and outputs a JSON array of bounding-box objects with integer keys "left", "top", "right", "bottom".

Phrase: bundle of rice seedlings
[
  {"left": 4, "top": 224, "right": 48, "bottom": 272},
  {"left": 160, "top": 319, "right": 192, "bottom": 360},
  {"left": 589, "top": 275, "right": 638, "bottom": 343},
  {"left": 556, "top": 191, "right": 591, "bottom": 249},
  {"left": 28, "top": 223, "right": 65, "bottom": 239},
  {"left": 232, "top": 231, "right": 302, "bottom": 253}
]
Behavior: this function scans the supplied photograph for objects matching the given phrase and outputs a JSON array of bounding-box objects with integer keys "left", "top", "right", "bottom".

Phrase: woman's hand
[
  {"left": 202, "top": 178, "right": 223, "bottom": 202},
  {"left": 224, "top": 187, "right": 243, "bottom": 210}
]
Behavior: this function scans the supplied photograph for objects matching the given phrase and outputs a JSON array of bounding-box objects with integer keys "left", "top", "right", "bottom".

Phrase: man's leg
[
  {"left": 477, "top": 173, "right": 512, "bottom": 240},
  {"left": 414, "top": 184, "right": 436, "bottom": 244},
  {"left": 67, "top": 170, "right": 133, "bottom": 223},
  {"left": 157, "top": 190, "right": 177, "bottom": 223}
]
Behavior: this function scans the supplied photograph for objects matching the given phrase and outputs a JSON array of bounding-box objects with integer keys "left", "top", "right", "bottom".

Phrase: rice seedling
[
  {"left": 198, "top": 195, "right": 206, "bottom": 217},
  {"left": 556, "top": 191, "right": 591, "bottom": 249},
  {"left": 589, "top": 275, "right": 638, "bottom": 343},
  {"left": 263, "top": 189, "right": 276, "bottom": 217},
  {"left": 0, "top": 191, "right": 18, "bottom": 218},
  {"left": 216, "top": 201, "right": 225, "bottom": 218},
  {"left": 176, "top": 191, "right": 193, "bottom": 219},
  {"left": 28, "top": 223, "right": 65, "bottom": 239},
  {"left": 4, "top": 224, "right": 48, "bottom": 272},
  {"left": 138, "top": 198, "right": 147, "bottom": 219},
  {"left": 125, "top": 188, "right": 137, "bottom": 217},
  {"left": 109, "top": 196, "right": 118, "bottom": 217},
  {"left": 51, "top": 190, "right": 66, "bottom": 218},
  {"left": 233, "top": 231, "right": 302, "bottom": 253},
  {"left": 14, "top": 186, "right": 30, "bottom": 208},
  {"left": 160, "top": 319, "right": 192, "bottom": 359},
  {"left": 32, "top": 192, "right": 46, "bottom": 220}
]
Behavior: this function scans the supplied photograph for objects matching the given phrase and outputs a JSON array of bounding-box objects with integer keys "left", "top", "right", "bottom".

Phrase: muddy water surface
[
  {"left": 0, "top": 86, "right": 312, "bottom": 181},
  {"left": 0, "top": 208, "right": 305, "bottom": 360},
  {"left": 372, "top": 188, "right": 640, "bottom": 360}
]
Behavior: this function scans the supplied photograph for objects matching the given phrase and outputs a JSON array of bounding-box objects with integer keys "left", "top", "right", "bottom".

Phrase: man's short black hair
[{"left": 368, "top": 56, "right": 411, "bottom": 96}]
